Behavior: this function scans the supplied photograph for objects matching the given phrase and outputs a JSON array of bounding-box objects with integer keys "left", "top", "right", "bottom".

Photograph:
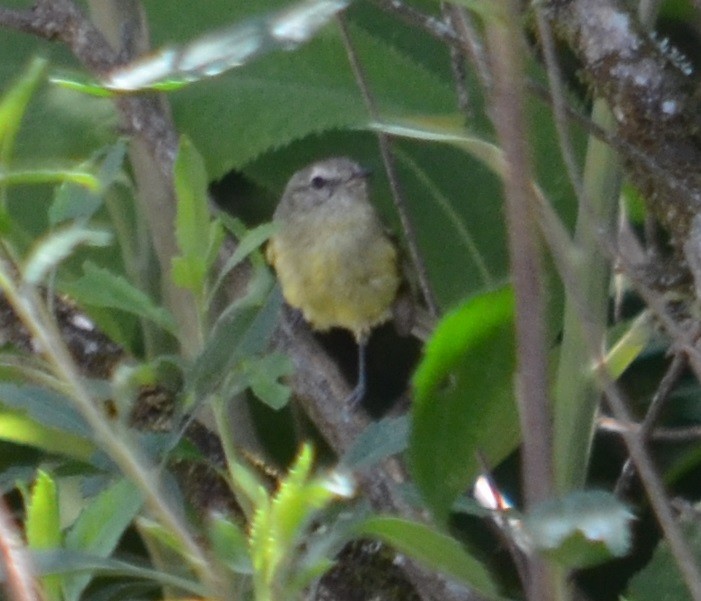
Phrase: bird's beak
[{"left": 355, "top": 165, "right": 373, "bottom": 180}]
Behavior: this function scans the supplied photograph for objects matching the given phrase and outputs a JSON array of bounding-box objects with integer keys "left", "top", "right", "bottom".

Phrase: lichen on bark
[{"left": 547, "top": 0, "right": 701, "bottom": 270}]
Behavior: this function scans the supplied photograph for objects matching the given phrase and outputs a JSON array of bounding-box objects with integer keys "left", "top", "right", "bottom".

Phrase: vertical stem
[
  {"left": 552, "top": 0, "right": 660, "bottom": 496},
  {"left": 483, "top": 3, "right": 554, "bottom": 600},
  {"left": 87, "top": 0, "right": 201, "bottom": 358},
  {"left": 553, "top": 102, "right": 621, "bottom": 492}
]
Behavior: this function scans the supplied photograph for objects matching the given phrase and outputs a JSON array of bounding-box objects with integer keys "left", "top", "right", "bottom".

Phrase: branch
[
  {"left": 484, "top": 3, "right": 555, "bottom": 600},
  {"left": 272, "top": 310, "right": 490, "bottom": 601},
  {"left": 0, "top": 2, "right": 116, "bottom": 71},
  {"left": 546, "top": 0, "right": 701, "bottom": 249}
]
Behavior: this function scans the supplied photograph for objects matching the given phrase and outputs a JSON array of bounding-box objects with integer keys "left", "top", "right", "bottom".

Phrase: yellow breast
[{"left": 267, "top": 212, "right": 400, "bottom": 341}]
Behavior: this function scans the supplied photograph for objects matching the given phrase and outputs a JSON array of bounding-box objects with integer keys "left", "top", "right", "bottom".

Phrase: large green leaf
[
  {"left": 356, "top": 516, "right": 506, "bottom": 601},
  {"left": 148, "top": 3, "right": 455, "bottom": 176},
  {"left": 409, "top": 286, "right": 519, "bottom": 523}
]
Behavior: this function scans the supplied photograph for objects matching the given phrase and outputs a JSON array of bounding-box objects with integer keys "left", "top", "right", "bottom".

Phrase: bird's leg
[{"left": 346, "top": 337, "right": 368, "bottom": 409}]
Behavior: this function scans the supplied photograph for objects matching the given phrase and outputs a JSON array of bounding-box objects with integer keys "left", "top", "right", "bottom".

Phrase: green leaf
[
  {"left": 287, "top": 556, "right": 336, "bottom": 596},
  {"left": 370, "top": 117, "right": 508, "bottom": 176},
  {"left": 275, "top": 447, "right": 337, "bottom": 541},
  {"left": 0, "top": 57, "right": 47, "bottom": 160},
  {"left": 25, "top": 470, "right": 62, "bottom": 601},
  {"left": 241, "top": 353, "right": 293, "bottom": 410},
  {"left": 48, "top": 73, "right": 114, "bottom": 97},
  {"left": 49, "top": 179, "right": 103, "bottom": 226},
  {"left": 626, "top": 518, "right": 701, "bottom": 601},
  {"left": 102, "top": 0, "right": 351, "bottom": 91},
  {"left": 210, "top": 220, "right": 277, "bottom": 302},
  {"left": 0, "top": 409, "right": 94, "bottom": 461},
  {"left": 63, "top": 478, "right": 144, "bottom": 601},
  {"left": 207, "top": 513, "right": 253, "bottom": 574},
  {"left": 0, "top": 168, "right": 99, "bottom": 190},
  {"left": 341, "top": 416, "right": 409, "bottom": 469},
  {"left": 602, "top": 312, "right": 654, "bottom": 380},
  {"left": 65, "top": 479, "right": 143, "bottom": 554},
  {"left": 22, "top": 226, "right": 112, "bottom": 285},
  {"left": 172, "top": 136, "right": 213, "bottom": 293},
  {"left": 249, "top": 444, "right": 340, "bottom": 590},
  {"left": 49, "top": 140, "right": 127, "bottom": 226},
  {"left": 190, "top": 274, "right": 280, "bottom": 397},
  {"left": 410, "top": 286, "right": 519, "bottom": 523},
  {"left": 0, "top": 384, "right": 90, "bottom": 438},
  {"left": 521, "top": 490, "right": 634, "bottom": 569},
  {"left": 25, "top": 470, "right": 61, "bottom": 549},
  {"left": 165, "top": 10, "right": 455, "bottom": 177},
  {"left": 30, "top": 549, "right": 207, "bottom": 598},
  {"left": 355, "top": 516, "right": 504, "bottom": 600},
  {"left": 136, "top": 517, "right": 191, "bottom": 561},
  {"left": 63, "top": 261, "right": 178, "bottom": 335}
]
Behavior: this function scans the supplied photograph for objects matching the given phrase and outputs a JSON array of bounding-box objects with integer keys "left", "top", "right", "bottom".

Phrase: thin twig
[
  {"left": 532, "top": 9, "right": 585, "bottom": 203},
  {"left": 443, "top": 4, "right": 491, "bottom": 91},
  {"left": 601, "top": 377, "right": 701, "bottom": 600},
  {"left": 599, "top": 416, "right": 701, "bottom": 443},
  {"left": 441, "top": 3, "right": 471, "bottom": 119},
  {"left": 615, "top": 352, "right": 689, "bottom": 495},
  {"left": 369, "top": 0, "right": 458, "bottom": 45},
  {"left": 336, "top": 14, "right": 439, "bottom": 317},
  {"left": 485, "top": 0, "right": 554, "bottom": 514}
]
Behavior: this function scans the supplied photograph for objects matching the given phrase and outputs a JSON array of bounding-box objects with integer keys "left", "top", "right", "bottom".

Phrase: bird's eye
[{"left": 310, "top": 175, "right": 328, "bottom": 189}]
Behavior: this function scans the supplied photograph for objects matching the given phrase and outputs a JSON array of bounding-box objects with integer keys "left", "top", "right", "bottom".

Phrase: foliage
[{"left": 0, "top": 1, "right": 699, "bottom": 601}]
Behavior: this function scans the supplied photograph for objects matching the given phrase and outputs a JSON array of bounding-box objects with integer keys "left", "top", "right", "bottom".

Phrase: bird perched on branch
[{"left": 266, "top": 157, "right": 401, "bottom": 406}]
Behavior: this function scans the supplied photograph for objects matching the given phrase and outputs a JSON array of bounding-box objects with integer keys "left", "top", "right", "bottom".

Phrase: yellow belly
[{"left": 267, "top": 224, "right": 400, "bottom": 340}]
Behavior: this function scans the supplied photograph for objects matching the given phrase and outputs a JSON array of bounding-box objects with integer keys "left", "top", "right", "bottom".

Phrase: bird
[{"left": 266, "top": 157, "right": 401, "bottom": 406}]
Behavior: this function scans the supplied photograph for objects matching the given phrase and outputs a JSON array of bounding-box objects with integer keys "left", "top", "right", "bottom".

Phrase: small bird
[{"left": 266, "top": 157, "right": 401, "bottom": 406}]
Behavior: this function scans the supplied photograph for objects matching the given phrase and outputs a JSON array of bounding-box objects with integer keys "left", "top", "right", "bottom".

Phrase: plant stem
[
  {"left": 553, "top": 101, "right": 621, "bottom": 492},
  {"left": 483, "top": 2, "right": 555, "bottom": 599}
]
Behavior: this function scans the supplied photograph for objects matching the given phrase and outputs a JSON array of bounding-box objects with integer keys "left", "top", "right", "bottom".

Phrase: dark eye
[{"left": 310, "top": 175, "right": 328, "bottom": 189}]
